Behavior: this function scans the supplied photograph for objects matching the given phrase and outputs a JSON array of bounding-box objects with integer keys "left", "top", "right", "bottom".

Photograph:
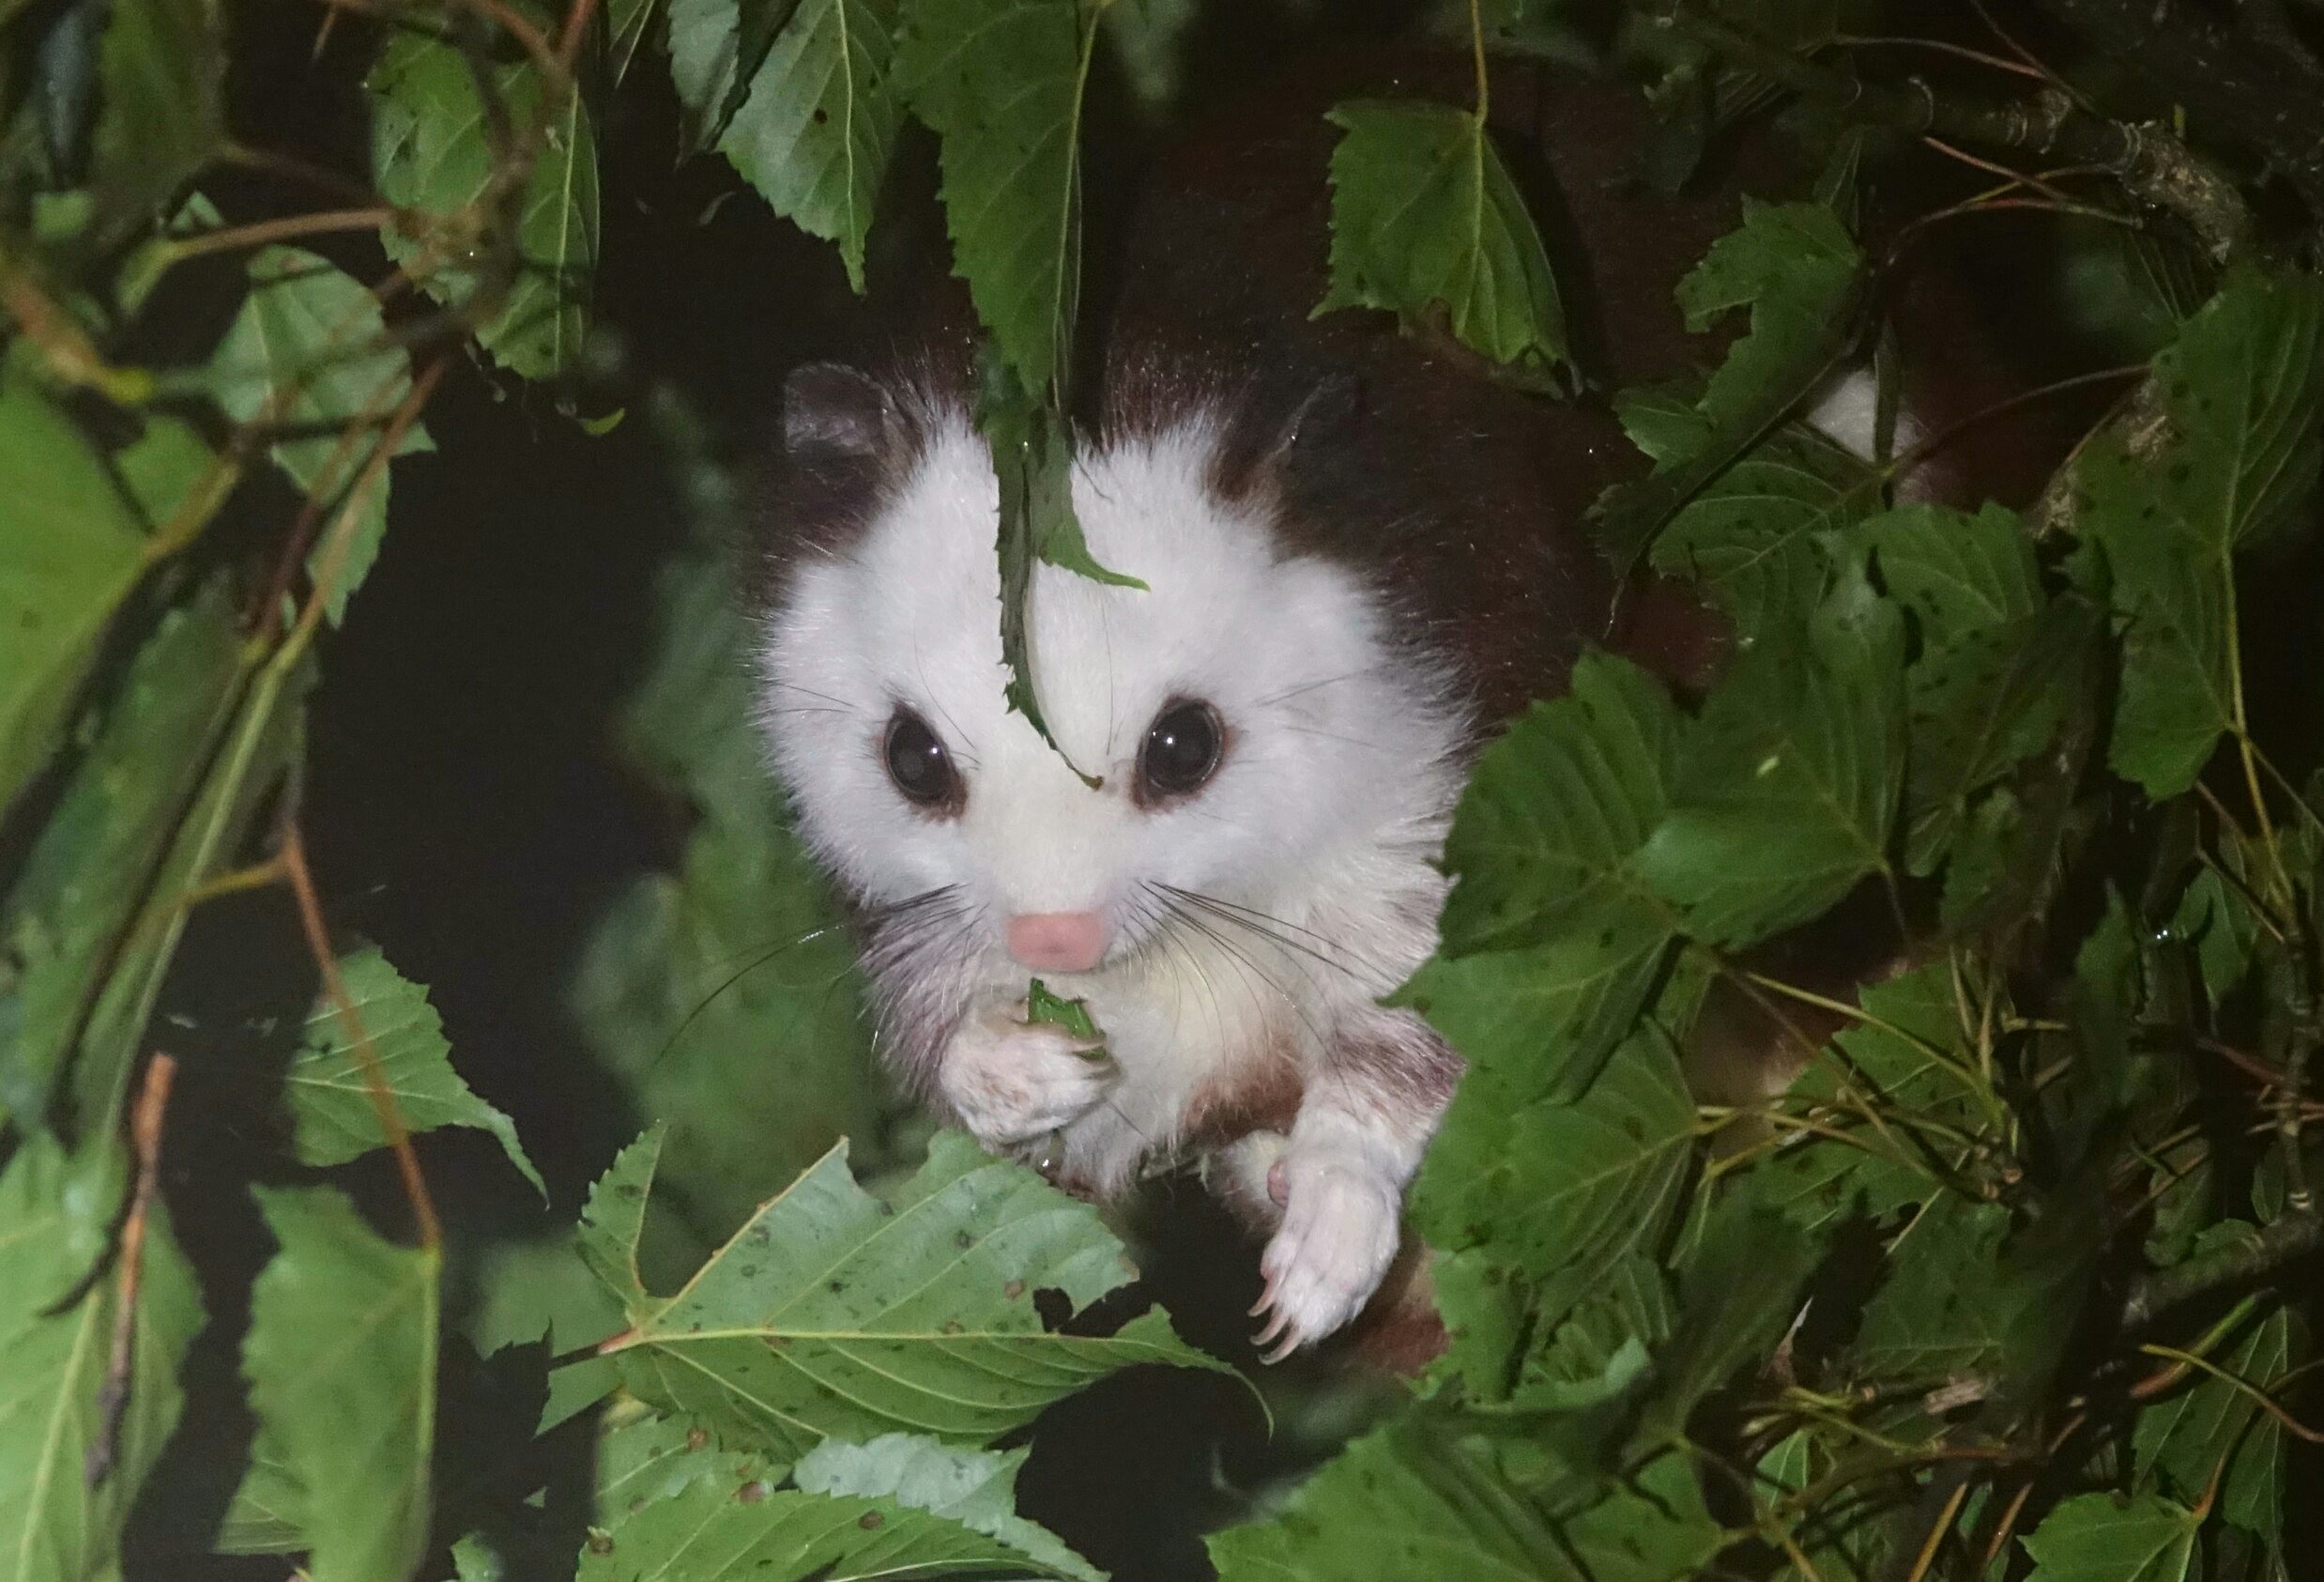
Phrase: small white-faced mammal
[
  {"left": 748, "top": 56, "right": 2034, "bottom": 1362},
  {"left": 757, "top": 360, "right": 1488, "bottom": 1360}
]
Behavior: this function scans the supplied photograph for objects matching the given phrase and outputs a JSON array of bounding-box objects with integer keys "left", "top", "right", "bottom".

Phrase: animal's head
[{"left": 751, "top": 361, "right": 1463, "bottom": 999}]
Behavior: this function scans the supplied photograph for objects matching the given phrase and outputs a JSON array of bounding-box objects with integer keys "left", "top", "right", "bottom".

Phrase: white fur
[{"left": 758, "top": 403, "right": 1466, "bottom": 1351}]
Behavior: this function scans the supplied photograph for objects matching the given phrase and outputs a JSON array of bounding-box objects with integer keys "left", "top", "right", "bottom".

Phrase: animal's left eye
[{"left": 1139, "top": 699, "right": 1224, "bottom": 800}]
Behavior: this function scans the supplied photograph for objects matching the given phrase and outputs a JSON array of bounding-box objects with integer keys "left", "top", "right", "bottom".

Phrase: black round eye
[
  {"left": 1139, "top": 699, "right": 1224, "bottom": 800},
  {"left": 883, "top": 709, "right": 959, "bottom": 807}
]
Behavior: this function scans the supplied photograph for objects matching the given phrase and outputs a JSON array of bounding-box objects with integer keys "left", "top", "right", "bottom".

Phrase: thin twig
[
  {"left": 279, "top": 822, "right": 442, "bottom": 1251},
  {"left": 158, "top": 208, "right": 398, "bottom": 262},
  {"left": 84, "top": 1053, "right": 177, "bottom": 1489}
]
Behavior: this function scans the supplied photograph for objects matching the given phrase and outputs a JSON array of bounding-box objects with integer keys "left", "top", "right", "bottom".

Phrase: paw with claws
[
  {"left": 937, "top": 1002, "right": 1114, "bottom": 1150},
  {"left": 1249, "top": 1133, "right": 1405, "bottom": 1363}
]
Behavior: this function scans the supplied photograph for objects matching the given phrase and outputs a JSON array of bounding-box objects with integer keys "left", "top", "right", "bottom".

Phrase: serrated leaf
[
  {"left": 1437, "top": 653, "right": 1682, "bottom": 956},
  {"left": 1850, "top": 1193, "right": 2025, "bottom": 1388},
  {"left": 2, "top": 584, "right": 242, "bottom": 1120},
  {"left": 669, "top": 0, "right": 902, "bottom": 291},
  {"left": 1316, "top": 98, "right": 1566, "bottom": 374},
  {"left": 1594, "top": 201, "right": 1865, "bottom": 572},
  {"left": 245, "top": 1186, "right": 439, "bottom": 1582},
  {"left": 370, "top": 34, "right": 601, "bottom": 380},
  {"left": 895, "top": 0, "right": 1095, "bottom": 400},
  {"left": 586, "top": 1130, "right": 1227, "bottom": 1457},
  {"left": 606, "top": 0, "right": 665, "bottom": 86},
  {"left": 793, "top": 1434, "right": 1102, "bottom": 1580},
  {"left": 1207, "top": 1412, "right": 1577, "bottom": 1582},
  {"left": 0, "top": 358, "right": 152, "bottom": 826},
  {"left": 0, "top": 1134, "right": 202, "bottom": 1582},
  {"left": 1862, "top": 502, "right": 2041, "bottom": 645},
  {"left": 1414, "top": 1024, "right": 1693, "bottom": 1295},
  {"left": 89, "top": 0, "right": 223, "bottom": 225},
  {"left": 283, "top": 947, "right": 543, "bottom": 1197},
  {"left": 1628, "top": 1202, "right": 1822, "bottom": 1451},
  {"left": 577, "top": 1467, "right": 1087, "bottom": 1580},
  {"left": 208, "top": 245, "right": 431, "bottom": 625},
  {"left": 2021, "top": 1493, "right": 2200, "bottom": 1582},
  {"left": 2133, "top": 1251, "right": 2303, "bottom": 1536},
  {"left": 1507, "top": 1255, "right": 1672, "bottom": 1412},
  {"left": 2083, "top": 267, "right": 2324, "bottom": 797},
  {"left": 1636, "top": 593, "right": 1904, "bottom": 947}
]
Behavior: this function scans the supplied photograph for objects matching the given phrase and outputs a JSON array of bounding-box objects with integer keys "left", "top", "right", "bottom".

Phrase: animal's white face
[{"left": 757, "top": 408, "right": 1460, "bottom": 1015}]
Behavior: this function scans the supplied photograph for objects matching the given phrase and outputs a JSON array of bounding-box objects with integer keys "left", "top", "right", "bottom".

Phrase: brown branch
[
  {"left": 159, "top": 208, "right": 397, "bottom": 263},
  {"left": 2121, "top": 1207, "right": 2324, "bottom": 1330},
  {"left": 279, "top": 822, "right": 442, "bottom": 1251},
  {"left": 2030, "top": 0, "right": 2324, "bottom": 238},
  {"left": 1657, "top": 1, "right": 2254, "bottom": 257},
  {"left": 84, "top": 1052, "right": 178, "bottom": 1488}
]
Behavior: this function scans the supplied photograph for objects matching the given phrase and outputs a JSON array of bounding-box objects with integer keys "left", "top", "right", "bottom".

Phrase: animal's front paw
[
  {"left": 1250, "top": 1136, "right": 1403, "bottom": 1363},
  {"left": 937, "top": 1003, "right": 1114, "bottom": 1149}
]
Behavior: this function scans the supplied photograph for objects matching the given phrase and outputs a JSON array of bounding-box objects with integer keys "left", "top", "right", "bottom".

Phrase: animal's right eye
[{"left": 883, "top": 709, "right": 961, "bottom": 809}]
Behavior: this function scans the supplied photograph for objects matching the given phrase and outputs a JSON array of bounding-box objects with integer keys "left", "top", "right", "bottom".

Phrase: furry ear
[
  {"left": 783, "top": 363, "right": 895, "bottom": 458},
  {"left": 1211, "top": 370, "right": 1365, "bottom": 499}
]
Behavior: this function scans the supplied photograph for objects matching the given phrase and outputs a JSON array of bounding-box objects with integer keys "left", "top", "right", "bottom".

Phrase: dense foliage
[{"left": 1, "top": 1, "right": 2322, "bottom": 1580}]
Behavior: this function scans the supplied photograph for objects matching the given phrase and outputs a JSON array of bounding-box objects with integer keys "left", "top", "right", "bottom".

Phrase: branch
[
  {"left": 2120, "top": 1207, "right": 2324, "bottom": 1330},
  {"left": 2031, "top": 0, "right": 2324, "bottom": 238},
  {"left": 1655, "top": 2, "right": 2252, "bottom": 258}
]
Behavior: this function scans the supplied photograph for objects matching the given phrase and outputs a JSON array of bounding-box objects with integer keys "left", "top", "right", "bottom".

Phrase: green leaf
[
  {"left": 2083, "top": 267, "right": 2324, "bottom": 797},
  {"left": 576, "top": 1466, "right": 1090, "bottom": 1580},
  {"left": 245, "top": 1186, "right": 440, "bottom": 1582},
  {"left": 89, "top": 0, "right": 223, "bottom": 225},
  {"left": 895, "top": 0, "right": 1097, "bottom": 399},
  {"left": 668, "top": 0, "right": 902, "bottom": 291},
  {"left": 1862, "top": 502, "right": 2041, "bottom": 646},
  {"left": 578, "top": 1125, "right": 665, "bottom": 1314},
  {"left": 792, "top": 1434, "right": 1102, "bottom": 1580},
  {"left": 1594, "top": 201, "right": 1865, "bottom": 571},
  {"left": 1208, "top": 1412, "right": 1575, "bottom": 1582},
  {"left": 1849, "top": 1194, "right": 2019, "bottom": 1387},
  {"left": 1636, "top": 591, "right": 1904, "bottom": 947},
  {"left": 585, "top": 1129, "right": 1228, "bottom": 1457},
  {"left": 1316, "top": 99, "right": 1566, "bottom": 375},
  {"left": 2021, "top": 1493, "right": 2201, "bottom": 1582},
  {"left": 208, "top": 245, "right": 431, "bottom": 625},
  {"left": 1506, "top": 1254, "right": 1671, "bottom": 1412},
  {"left": 1628, "top": 1202, "right": 1822, "bottom": 1451},
  {"left": 2133, "top": 1255, "right": 2303, "bottom": 1535},
  {"left": 975, "top": 351, "right": 1140, "bottom": 753},
  {"left": 283, "top": 947, "right": 543, "bottom": 1196},
  {"left": 2, "top": 584, "right": 242, "bottom": 1120},
  {"left": 0, "top": 359, "right": 152, "bottom": 825},
  {"left": 0, "top": 1134, "right": 203, "bottom": 1582},
  {"left": 1414, "top": 1024, "right": 1694, "bottom": 1294},
  {"left": 1436, "top": 653, "right": 1682, "bottom": 956},
  {"left": 370, "top": 34, "right": 601, "bottom": 380}
]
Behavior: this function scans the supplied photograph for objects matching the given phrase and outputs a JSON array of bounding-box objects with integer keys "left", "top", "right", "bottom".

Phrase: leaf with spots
[
  {"left": 792, "top": 1433, "right": 1101, "bottom": 1580},
  {"left": 583, "top": 1129, "right": 1228, "bottom": 1458},
  {"left": 281, "top": 947, "right": 543, "bottom": 1197},
  {"left": 1316, "top": 98, "right": 1567, "bottom": 376}
]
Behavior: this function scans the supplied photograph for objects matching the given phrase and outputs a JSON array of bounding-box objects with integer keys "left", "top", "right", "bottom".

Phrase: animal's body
[{"left": 749, "top": 56, "right": 2038, "bottom": 1359}]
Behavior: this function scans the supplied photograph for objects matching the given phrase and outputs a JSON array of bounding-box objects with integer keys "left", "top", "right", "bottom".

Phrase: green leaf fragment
[
  {"left": 582, "top": 1129, "right": 1227, "bottom": 1458},
  {"left": 668, "top": 0, "right": 901, "bottom": 290},
  {"left": 283, "top": 946, "right": 544, "bottom": 1196},
  {"left": 2021, "top": 1492, "right": 2201, "bottom": 1582},
  {"left": 0, "top": 357, "right": 152, "bottom": 826},
  {"left": 89, "top": 0, "right": 224, "bottom": 227},
  {"left": 1316, "top": 98, "right": 1567, "bottom": 375},
  {"left": 0, "top": 1134, "right": 203, "bottom": 1582},
  {"left": 792, "top": 1434, "right": 1103, "bottom": 1580},
  {"left": 244, "top": 1186, "right": 440, "bottom": 1582},
  {"left": 1026, "top": 977, "right": 1102, "bottom": 1050},
  {"left": 369, "top": 34, "right": 602, "bottom": 380}
]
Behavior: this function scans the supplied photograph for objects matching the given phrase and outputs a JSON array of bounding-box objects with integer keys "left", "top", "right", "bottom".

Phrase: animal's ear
[
  {"left": 782, "top": 363, "right": 895, "bottom": 458},
  {"left": 1212, "top": 370, "right": 1365, "bottom": 498}
]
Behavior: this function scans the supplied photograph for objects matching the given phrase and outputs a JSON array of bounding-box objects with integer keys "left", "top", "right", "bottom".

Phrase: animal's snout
[{"left": 1006, "top": 911, "right": 1108, "bottom": 974}]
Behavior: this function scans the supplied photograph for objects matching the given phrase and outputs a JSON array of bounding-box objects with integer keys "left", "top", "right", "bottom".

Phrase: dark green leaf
[
  {"left": 895, "top": 0, "right": 1095, "bottom": 399},
  {"left": 668, "top": 0, "right": 901, "bottom": 290},
  {"left": 89, "top": 0, "right": 222, "bottom": 225},
  {"left": 1628, "top": 1202, "right": 1822, "bottom": 1451},
  {"left": 1862, "top": 501, "right": 2040, "bottom": 645},
  {"left": 283, "top": 947, "right": 543, "bottom": 1196},
  {"left": 370, "top": 35, "right": 601, "bottom": 379},
  {"left": 2020, "top": 1492, "right": 2200, "bottom": 1582},
  {"left": 584, "top": 1130, "right": 1227, "bottom": 1457},
  {"left": 245, "top": 1186, "right": 439, "bottom": 1582},
  {"left": 0, "top": 357, "right": 151, "bottom": 824},
  {"left": 0, "top": 1134, "right": 202, "bottom": 1582},
  {"left": 1636, "top": 591, "right": 1904, "bottom": 946},
  {"left": 1437, "top": 653, "right": 1682, "bottom": 956},
  {"left": 1317, "top": 99, "right": 1567, "bottom": 374},
  {"left": 1, "top": 585, "right": 241, "bottom": 1120}
]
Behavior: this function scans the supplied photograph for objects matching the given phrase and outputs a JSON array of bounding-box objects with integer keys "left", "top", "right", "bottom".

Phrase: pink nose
[{"left": 1006, "top": 912, "right": 1108, "bottom": 974}]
